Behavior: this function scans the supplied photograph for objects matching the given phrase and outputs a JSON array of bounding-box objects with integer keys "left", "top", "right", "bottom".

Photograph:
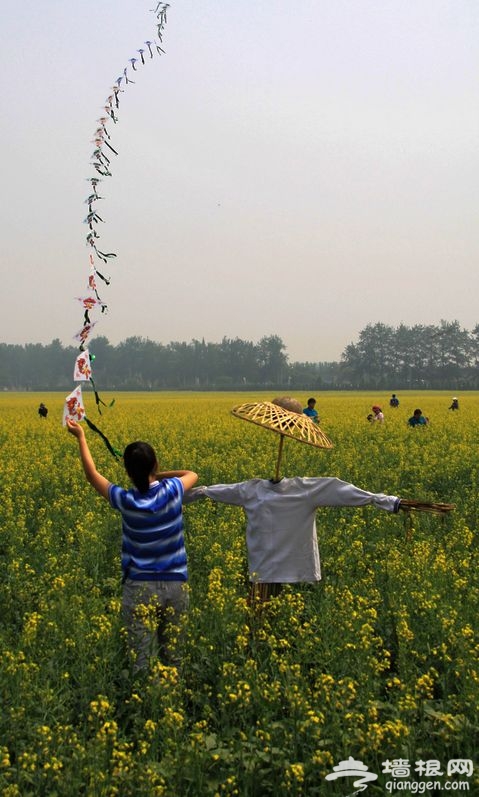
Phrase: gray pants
[{"left": 122, "top": 579, "right": 189, "bottom": 672}]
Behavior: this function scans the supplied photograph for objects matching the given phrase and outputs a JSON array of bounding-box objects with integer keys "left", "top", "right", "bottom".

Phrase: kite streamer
[{"left": 64, "top": 2, "right": 171, "bottom": 457}]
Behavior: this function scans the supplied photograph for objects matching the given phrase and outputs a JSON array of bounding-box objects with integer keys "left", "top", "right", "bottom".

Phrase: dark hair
[
  {"left": 414, "top": 409, "right": 422, "bottom": 416},
  {"left": 307, "top": 397, "right": 316, "bottom": 405},
  {"left": 123, "top": 441, "right": 158, "bottom": 493}
]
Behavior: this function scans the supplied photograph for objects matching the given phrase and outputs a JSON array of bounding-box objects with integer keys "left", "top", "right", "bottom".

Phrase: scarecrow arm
[
  {"left": 309, "top": 478, "right": 400, "bottom": 512},
  {"left": 183, "top": 483, "right": 248, "bottom": 506},
  {"left": 183, "top": 484, "right": 242, "bottom": 505},
  {"left": 183, "top": 486, "right": 208, "bottom": 504}
]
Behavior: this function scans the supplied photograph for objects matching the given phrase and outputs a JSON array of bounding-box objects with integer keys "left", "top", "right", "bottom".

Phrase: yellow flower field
[{"left": 0, "top": 391, "right": 477, "bottom": 795}]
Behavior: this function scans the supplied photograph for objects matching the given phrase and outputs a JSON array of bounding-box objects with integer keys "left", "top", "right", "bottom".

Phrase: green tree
[{"left": 256, "top": 335, "right": 288, "bottom": 385}]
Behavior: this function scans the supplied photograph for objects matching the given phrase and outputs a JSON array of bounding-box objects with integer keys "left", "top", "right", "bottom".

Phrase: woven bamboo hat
[
  {"left": 231, "top": 397, "right": 333, "bottom": 481},
  {"left": 232, "top": 398, "right": 333, "bottom": 449}
]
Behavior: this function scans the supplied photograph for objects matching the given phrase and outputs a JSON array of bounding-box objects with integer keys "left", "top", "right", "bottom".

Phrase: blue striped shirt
[{"left": 109, "top": 477, "right": 187, "bottom": 581}]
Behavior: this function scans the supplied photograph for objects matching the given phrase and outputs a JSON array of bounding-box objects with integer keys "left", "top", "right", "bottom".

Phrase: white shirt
[{"left": 190, "top": 478, "right": 400, "bottom": 584}]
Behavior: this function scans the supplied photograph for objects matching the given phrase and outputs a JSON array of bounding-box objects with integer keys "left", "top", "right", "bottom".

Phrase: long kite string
[{"left": 69, "top": 3, "right": 171, "bottom": 457}]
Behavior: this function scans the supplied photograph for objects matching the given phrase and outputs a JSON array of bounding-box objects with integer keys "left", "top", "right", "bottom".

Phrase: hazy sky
[{"left": 2, "top": 0, "right": 478, "bottom": 362}]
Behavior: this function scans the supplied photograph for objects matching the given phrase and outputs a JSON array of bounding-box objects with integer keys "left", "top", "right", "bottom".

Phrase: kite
[
  {"left": 73, "top": 350, "right": 92, "bottom": 382},
  {"left": 64, "top": 2, "right": 171, "bottom": 458},
  {"left": 63, "top": 386, "right": 86, "bottom": 426}
]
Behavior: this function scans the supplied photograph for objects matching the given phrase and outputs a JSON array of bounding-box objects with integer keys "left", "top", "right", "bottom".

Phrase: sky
[{"left": 1, "top": 0, "right": 478, "bottom": 362}]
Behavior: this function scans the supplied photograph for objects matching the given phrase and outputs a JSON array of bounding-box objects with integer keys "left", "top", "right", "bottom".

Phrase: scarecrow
[{"left": 186, "top": 397, "right": 454, "bottom": 603}]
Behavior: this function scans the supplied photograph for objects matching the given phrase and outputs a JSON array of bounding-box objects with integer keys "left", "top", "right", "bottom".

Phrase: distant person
[
  {"left": 303, "top": 397, "right": 319, "bottom": 423},
  {"left": 389, "top": 394, "right": 399, "bottom": 408},
  {"left": 449, "top": 397, "right": 459, "bottom": 411},
  {"left": 38, "top": 403, "right": 48, "bottom": 419},
  {"left": 408, "top": 409, "right": 428, "bottom": 427},
  {"left": 371, "top": 405, "right": 384, "bottom": 423}
]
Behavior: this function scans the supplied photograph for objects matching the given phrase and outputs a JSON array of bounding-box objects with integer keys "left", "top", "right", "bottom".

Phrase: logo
[
  {"left": 325, "top": 756, "right": 378, "bottom": 794},
  {"left": 325, "top": 755, "right": 474, "bottom": 794}
]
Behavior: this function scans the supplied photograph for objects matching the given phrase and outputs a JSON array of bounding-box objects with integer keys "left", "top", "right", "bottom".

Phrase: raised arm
[
  {"left": 66, "top": 419, "right": 111, "bottom": 500},
  {"left": 158, "top": 470, "right": 199, "bottom": 491}
]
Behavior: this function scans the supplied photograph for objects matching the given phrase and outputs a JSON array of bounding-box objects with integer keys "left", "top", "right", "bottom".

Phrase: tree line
[
  {"left": 340, "top": 321, "right": 479, "bottom": 389},
  {"left": 1, "top": 321, "right": 478, "bottom": 391}
]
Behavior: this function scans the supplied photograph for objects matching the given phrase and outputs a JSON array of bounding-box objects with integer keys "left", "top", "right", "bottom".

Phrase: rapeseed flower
[{"left": 0, "top": 390, "right": 477, "bottom": 794}]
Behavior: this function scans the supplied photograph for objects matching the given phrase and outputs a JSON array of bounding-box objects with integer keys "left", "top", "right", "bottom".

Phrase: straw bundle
[
  {"left": 231, "top": 401, "right": 333, "bottom": 449},
  {"left": 399, "top": 499, "right": 455, "bottom": 515}
]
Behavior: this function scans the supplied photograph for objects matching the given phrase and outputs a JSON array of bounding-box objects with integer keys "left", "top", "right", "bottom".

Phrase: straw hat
[{"left": 231, "top": 398, "right": 333, "bottom": 450}]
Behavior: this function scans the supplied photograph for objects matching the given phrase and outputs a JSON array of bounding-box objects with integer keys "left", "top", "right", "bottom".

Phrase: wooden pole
[{"left": 274, "top": 434, "right": 285, "bottom": 482}]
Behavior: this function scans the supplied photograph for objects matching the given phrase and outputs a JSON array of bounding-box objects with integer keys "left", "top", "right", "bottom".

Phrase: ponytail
[{"left": 123, "top": 441, "right": 157, "bottom": 494}]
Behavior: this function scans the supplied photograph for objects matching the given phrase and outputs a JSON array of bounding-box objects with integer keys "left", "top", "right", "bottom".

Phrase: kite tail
[
  {"left": 84, "top": 416, "right": 123, "bottom": 460},
  {"left": 89, "top": 377, "right": 115, "bottom": 414},
  {"left": 65, "top": 2, "right": 171, "bottom": 453}
]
